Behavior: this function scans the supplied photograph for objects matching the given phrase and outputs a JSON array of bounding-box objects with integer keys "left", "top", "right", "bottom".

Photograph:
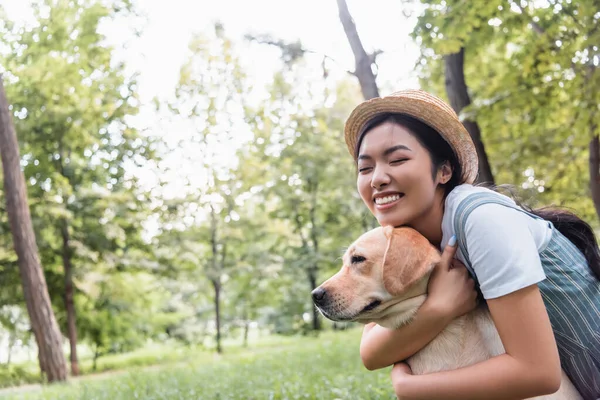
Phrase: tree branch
[
  {"left": 244, "top": 34, "right": 355, "bottom": 76},
  {"left": 512, "top": 2, "right": 545, "bottom": 34},
  {"left": 336, "top": 0, "right": 380, "bottom": 99}
]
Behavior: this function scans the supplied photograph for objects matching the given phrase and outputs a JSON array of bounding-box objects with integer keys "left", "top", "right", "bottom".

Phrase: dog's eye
[{"left": 351, "top": 255, "right": 366, "bottom": 264}]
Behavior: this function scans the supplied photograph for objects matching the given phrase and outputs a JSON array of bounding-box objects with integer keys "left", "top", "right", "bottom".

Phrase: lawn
[{"left": 0, "top": 328, "right": 396, "bottom": 399}]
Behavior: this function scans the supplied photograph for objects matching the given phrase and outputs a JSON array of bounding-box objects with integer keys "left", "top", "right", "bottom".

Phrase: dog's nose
[{"left": 312, "top": 287, "right": 327, "bottom": 306}]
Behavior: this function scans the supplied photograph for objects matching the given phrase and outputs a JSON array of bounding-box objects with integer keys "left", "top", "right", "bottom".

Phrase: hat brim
[{"left": 344, "top": 93, "right": 479, "bottom": 185}]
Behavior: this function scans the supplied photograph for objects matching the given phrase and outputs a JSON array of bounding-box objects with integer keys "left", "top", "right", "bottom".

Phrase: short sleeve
[{"left": 463, "top": 203, "right": 547, "bottom": 299}]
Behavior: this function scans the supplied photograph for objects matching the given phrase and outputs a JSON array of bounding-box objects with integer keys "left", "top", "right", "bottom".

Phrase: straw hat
[{"left": 344, "top": 89, "right": 479, "bottom": 184}]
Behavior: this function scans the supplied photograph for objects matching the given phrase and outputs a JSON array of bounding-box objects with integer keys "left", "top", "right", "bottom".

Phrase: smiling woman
[
  {"left": 344, "top": 89, "right": 600, "bottom": 400},
  {"left": 355, "top": 114, "right": 459, "bottom": 245}
]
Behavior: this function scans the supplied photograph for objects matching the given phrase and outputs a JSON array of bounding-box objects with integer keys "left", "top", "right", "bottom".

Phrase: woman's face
[{"left": 356, "top": 121, "right": 450, "bottom": 229}]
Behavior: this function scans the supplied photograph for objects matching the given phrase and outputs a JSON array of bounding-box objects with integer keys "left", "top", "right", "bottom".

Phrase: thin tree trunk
[
  {"left": 212, "top": 279, "right": 222, "bottom": 354},
  {"left": 57, "top": 151, "right": 79, "bottom": 377},
  {"left": 444, "top": 48, "right": 495, "bottom": 185},
  {"left": 589, "top": 134, "right": 600, "bottom": 221},
  {"left": 243, "top": 321, "right": 249, "bottom": 347},
  {"left": 93, "top": 344, "right": 99, "bottom": 372},
  {"left": 208, "top": 204, "right": 223, "bottom": 354},
  {"left": 336, "top": 0, "right": 380, "bottom": 100},
  {"left": 0, "top": 76, "right": 67, "bottom": 382},
  {"left": 586, "top": 58, "right": 600, "bottom": 222},
  {"left": 6, "top": 332, "right": 14, "bottom": 365},
  {"left": 241, "top": 307, "right": 249, "bottom": 347},
  {"left": 60, "top": 221, "right": 79, "bottom": 376}
]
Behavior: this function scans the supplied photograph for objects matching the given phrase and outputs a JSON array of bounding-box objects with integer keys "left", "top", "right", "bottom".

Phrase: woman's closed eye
[{"left": 357, "top": 157, "right": 408, "bottom": 173}]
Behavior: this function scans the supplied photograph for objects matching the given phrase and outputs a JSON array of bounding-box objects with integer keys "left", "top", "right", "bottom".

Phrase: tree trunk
[
  {"left": 0, "top": 76, "right": 68, "bottom": 382},
  {"left": 93, "top": 344, "right": 99, "bottom": 372},
  {"left": 60, "top": 221, "right": 79, "bottom": 376},
  {"left": 444, "top": 48, "right": 495, "bottom": 185},
  {"left": 242, "top": 308, "right": 249, "bottom": 347},
  {"left": 585, "top": 57, "right": 600, "bottom": 222},
  {"left": 212, "top": 279, "right": 222, "bottom": 354},
  {"left": 208, "top": 205, "right": 222, "bottom": 354},
  {"left": 589, "top": 134, "right": 600, "bottom": 221},
  {"left": 308, "top": 271, "right": 321, "bottom": 330},
  {"left": 243, "top": 321, "right": 249, "bottom": 347},
  {"left": 6, "top": 332, "right": 14, "bottom": 365},
  {"left": 336, "top": 0, "right": 380, "bottom": 100}
]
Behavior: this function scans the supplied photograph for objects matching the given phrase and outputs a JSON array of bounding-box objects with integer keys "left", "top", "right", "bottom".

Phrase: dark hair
[{"left": 355, "top": 113, "right": 600, "bottom": 281}]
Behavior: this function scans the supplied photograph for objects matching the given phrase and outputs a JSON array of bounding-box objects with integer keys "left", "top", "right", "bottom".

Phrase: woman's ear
[{"left": 438, "top": 161, "right": 452, "bottom": 184}]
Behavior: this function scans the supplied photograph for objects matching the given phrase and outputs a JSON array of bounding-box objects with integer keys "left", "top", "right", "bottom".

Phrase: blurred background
[{"left": 0, "top": 0, "right": 598, "bottom": 398}]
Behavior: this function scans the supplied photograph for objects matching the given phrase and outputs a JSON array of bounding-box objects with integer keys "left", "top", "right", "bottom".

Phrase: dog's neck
[
  {"left": 364, "top": 294, "right": 428, "bottom": 329},
  {"left": 355, "top": 277, "right": 430, "bottom": 329}
]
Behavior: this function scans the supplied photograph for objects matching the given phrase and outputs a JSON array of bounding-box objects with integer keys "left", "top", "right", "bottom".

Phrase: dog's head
[{"left": 312, "top": 226, "right": 440, "bottom": 328}]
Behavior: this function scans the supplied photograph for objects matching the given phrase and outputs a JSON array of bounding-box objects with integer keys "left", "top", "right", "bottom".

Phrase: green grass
[
  {"left": 74, "top": 333, "right": 309, "bottom": 375},
  {"left": 0, "top": 332, "right": 306, "bottom": 389},
  {"left": 0, "top": 329, "right": 395, "bottom": 399}
]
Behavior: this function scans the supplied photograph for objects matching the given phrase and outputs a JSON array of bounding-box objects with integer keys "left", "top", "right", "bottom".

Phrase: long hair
[
  {"left": 355, "top": 113, "right": 600, "bottom": 281},
  {"left": 533, "top": 208, "right": 600, "bottom": 279}
]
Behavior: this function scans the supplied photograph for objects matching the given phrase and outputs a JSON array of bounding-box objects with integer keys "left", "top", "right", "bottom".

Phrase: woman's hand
[
  {"left": 391, "top": 362, "right": 414, "bottom": 400},
  {"left": 424, "top": 236, "right": 478, "bottom": 321}
]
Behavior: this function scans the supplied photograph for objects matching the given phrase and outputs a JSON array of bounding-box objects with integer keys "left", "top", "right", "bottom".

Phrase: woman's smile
[{"left": 373, "top": 192, "right": 405, "bottom": 211}]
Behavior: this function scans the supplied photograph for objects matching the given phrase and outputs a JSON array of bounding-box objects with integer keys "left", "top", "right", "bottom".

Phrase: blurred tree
[
  {"left": 0, "top": 0, "right": 157, "bottom": 375},
  {"left": 158, "top": 24, "right": 250, "bottom": 353},
  {"left": 0, "top": 76, "right": 67, "bottom": 382},
  {"left": 78, "top": 271, "right": 173, "bottom": 371},
  {"left": 242, "top": 61, "right": 369, "bottom": 330}
]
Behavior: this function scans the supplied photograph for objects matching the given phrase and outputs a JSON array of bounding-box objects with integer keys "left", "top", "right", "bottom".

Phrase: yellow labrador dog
[{"left": 312, "top": 226, "right": 581, "bottom": 400}]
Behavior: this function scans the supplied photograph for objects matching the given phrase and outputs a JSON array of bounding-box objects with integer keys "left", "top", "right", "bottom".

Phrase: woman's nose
[{"left": 371, "top": 164, "right": 391, "bottom": 189}]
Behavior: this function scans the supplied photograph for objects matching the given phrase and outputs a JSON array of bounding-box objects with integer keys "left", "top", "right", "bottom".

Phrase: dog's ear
[{"left": 382, "top": 227, "right": 439, "bottom": 296}]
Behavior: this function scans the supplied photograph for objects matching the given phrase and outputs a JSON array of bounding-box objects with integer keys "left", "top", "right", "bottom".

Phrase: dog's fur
[{"left": 313, "top": 226, "right": 582, "bottom": 400}]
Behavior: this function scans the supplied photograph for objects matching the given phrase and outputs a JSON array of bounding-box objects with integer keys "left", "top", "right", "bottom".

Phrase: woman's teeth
[{"left": 375, "top": 194, "right": 401, "bottom": 205}]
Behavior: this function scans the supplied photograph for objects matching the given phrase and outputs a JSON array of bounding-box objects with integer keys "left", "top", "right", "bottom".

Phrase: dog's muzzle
[{"left": 311, "top": 287, "right": 328, "bottom": 307}]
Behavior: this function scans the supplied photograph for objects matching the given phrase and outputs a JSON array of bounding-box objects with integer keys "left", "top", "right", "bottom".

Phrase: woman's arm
[
  {"left": 391, "top": 283, "right": 562, "bottom": 400},
  {"left": 360, "top": 239, "right": 478, "bottom": 370},
  {"left": 360, "top": 299, "right": 456, "bottom": 370},
  {"left": 391, "top": 204, "right": 563, "bottom": 399}
]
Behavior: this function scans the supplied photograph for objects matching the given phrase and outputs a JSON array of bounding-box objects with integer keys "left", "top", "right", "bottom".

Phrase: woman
[{"left": 346, "top": 90, "right": 600, "bottom": 399}]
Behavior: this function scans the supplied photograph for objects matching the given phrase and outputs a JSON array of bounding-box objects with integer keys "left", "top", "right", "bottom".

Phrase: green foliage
[
  {"left": 0, "top": 0, "right": 163, "bottom": 361},
  {"left": 0, "top": 365, "right": 40, "bottom": 389},
  {"left": 239, "top": 60, "right": 373, "bottom": 329},
  {"left": 77, "top": 272, "right": 177, "bottom": 368},
  {"left": 413, "top": 0, "right": 600, "bottom": 225},
  {"left": 150, "top": 25, "right": 258, "bottom": 350}
]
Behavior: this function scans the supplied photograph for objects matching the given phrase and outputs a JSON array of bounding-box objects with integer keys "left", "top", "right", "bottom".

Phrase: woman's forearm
[
  {"left": 394, "top": 285, "right": 564, "bottom": 400},
  {"left": 393, "top": 353, "right": 561, "bottom": 400},
  {"left": 360, "top": 301, "right": 452, "bottom": 370}
]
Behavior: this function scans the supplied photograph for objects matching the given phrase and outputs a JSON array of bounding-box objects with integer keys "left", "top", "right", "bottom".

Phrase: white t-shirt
[{"left": 440, "top": 184, "right": 553, "bottom": 300}]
